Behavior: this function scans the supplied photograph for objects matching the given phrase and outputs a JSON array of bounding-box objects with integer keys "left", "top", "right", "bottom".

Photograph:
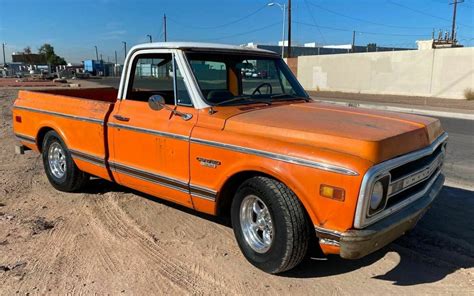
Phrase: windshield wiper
[
  {"left": 208, "top": 97, "right": 271, "bottom": 114},
  {"left": 213, "top": 97, "right": 271, "bottom": 107},
  {"left": 270, "top": 94, "right": 310, "bottom": 102}
]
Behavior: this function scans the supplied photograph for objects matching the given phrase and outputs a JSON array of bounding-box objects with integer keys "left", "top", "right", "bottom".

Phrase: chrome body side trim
[
  {"left": 13, "top": 106, "right": 104, "bottom": 125},
  {"left": 319, "top": 238, "right": 340, "bottom": 247},
  {"left": 67, "top": 149, "right": 217, "bottom": 201},
  {"left": 189, "top": 184, "right": 217, "bottom": 201},
  {"left": 354, "top": 133, "right": 448, "bottom": 229},
  {"left": 107, "top": 122, "right": 189, "bottom": 141},
  {"left": 70, "top": 149, "right": 106, "bottom": 168},
  {"left": 15, "top": 133, "right": 36, "bottom": 144},
  {"left": 190, "top": 138, "right": 359, "bottom": 176},
  {"left": 110, "top": 161, "right": 190, "bottom": 193},
  {"left": 315, "top": 225, "right": 342, "bottom": 240}
]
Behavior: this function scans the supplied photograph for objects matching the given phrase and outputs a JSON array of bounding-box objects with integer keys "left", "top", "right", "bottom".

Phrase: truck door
[{"left": 108, "top": 50, "right": 197, "bottom": 207}]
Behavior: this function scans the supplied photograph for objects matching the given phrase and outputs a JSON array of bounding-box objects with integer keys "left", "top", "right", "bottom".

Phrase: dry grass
[{"left": 464, "top": 88, "right": 474, "bottom": 100}]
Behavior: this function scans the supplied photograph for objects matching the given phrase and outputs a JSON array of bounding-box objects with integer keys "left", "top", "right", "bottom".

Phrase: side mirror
[
  {"left": 148, "top": 95, "right": 166, "bottom": 111},
  {"left": 147, "top": 94, "right": 193, "bottom": 121}
]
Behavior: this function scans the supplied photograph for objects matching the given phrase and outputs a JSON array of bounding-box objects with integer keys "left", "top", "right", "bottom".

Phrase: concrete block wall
[{"left": 296, "top": 47, "right": 474, "bottom": 99}]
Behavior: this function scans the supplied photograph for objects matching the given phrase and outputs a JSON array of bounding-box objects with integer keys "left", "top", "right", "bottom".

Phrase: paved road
[{"left": 437, "top": 117, "right": 474, "bottom": 187}]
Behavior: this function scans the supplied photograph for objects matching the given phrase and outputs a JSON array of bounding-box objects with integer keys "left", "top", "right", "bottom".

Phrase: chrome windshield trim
[
  {"left": 354, "top": 133, "right": 448, "bottom": 229},
  {"left": 107, "top": 122, "right": 189, "bottom": 141},
  {"left": 190, "top": 138, "right": 359, "bottom": 176},
  {"left": 13, "top": 106, "right": 104, "bottom": 125}
]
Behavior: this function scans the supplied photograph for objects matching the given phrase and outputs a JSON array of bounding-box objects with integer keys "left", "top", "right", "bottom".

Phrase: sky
[{"left": 1, "top": 0, "right": 473, "bottom": 63}]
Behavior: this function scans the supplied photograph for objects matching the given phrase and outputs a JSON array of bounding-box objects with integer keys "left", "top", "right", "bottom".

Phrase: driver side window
[{"left": 127, "top": 53, "right": 192, "bottom": 106}]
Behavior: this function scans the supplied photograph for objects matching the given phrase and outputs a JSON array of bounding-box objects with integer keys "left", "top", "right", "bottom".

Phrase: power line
[
  {"left": 303, "top": 0, "right": 327, "bottom": 44},
  {"left": 204, "top": 21, "right": 282, "bottom": 42},
  {"left": 387, "top": 0, "right": 473, "bottom": 28},
  {"left": 294, "top": 20, "right": 430, "bottom": 37},
  {"left": 167, "top": 4, "right": 268, "bottom": 30},
  {"left": 307, "top": 1, "right": 434, "bottom": 30}
]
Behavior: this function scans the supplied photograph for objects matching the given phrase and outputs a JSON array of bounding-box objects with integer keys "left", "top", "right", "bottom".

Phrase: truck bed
[
  {"left": 12, "top": 88, "right": 118, "bottom": 181},
  {"left": 28, "top": 87, "right": 118, "bottom": 102}
]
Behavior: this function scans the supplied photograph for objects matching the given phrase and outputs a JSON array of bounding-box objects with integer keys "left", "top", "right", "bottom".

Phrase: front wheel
[
  {"left": 231, "top": 176, "right": 310, "bottom": 274},
  {"left": 42, "top": 130, "right": 89, "bottom": 192}
]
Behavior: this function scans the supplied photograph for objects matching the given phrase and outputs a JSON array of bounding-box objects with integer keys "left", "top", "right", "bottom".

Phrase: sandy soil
[{"left": 1, "top": 88, "right": 473, "bottom": 295}]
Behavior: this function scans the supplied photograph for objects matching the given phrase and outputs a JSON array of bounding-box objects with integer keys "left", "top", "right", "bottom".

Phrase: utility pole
[
  {"left": 122, "top": 41, "right": 127, "bottom": 60},
  {"left": 287, "top": 0, "right": 292, "bottom": 58},
  {"left": 2, "top": 43, "right": 6, "bottom": 66},
  {"left": 94, "top": 45, "right": 99, "bottom": 61},
  {"left": 351, "top": 30, "right": 356, "bottom": 53},
  {"left": 147, "top": 34, "right": 152, "bottom": 43},
  {"left": 164, "top": 14, "right": 167, "bottom": 42},
  {"left": 114, "top": 50, "right": 118, "bottom": 77},
  {"left": 450, "top": 0, "right": 464, "bottom": 43},
  {"left": 100, "top": 54, "right": 103, "bottom": 62}
]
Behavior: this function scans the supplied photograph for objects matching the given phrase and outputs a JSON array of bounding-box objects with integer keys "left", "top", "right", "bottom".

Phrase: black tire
[
  {"left": 42, "top": 130, "right": 89, "bottom": 192},
  {"left": 231, "top": 176, "right": 310, "bottom": 274}
]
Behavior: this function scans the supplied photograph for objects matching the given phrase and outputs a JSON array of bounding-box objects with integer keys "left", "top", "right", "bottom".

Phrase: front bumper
[{"left": 316, "top": 173, "right": 445, "bottom": 259}]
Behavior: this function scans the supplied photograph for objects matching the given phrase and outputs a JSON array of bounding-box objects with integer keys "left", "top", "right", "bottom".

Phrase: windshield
[{"left": 185, "top": 52, "right": 308, "bottom": 106}]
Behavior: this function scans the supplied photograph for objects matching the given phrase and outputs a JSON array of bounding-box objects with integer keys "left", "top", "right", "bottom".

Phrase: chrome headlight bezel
[{"left": 367, "top": 175, "right": 390, "bottom": 216}]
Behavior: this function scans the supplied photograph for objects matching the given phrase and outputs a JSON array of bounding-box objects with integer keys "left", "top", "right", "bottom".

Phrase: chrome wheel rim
[
  {"left": 240, "top": 195, "right": 273, "bottom": 253},
  {"left": 48, "top": 142, "right": 66, "bottom": 179}
]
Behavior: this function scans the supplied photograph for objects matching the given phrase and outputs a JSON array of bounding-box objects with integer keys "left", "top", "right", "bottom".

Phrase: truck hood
[{"left": 223, "top": 102, "right": 444, "bottom": 164}]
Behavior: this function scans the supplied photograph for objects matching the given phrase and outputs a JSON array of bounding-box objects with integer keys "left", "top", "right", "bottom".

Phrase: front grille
[
  {"left": 386, "top": 167, "right": 440, "bottom": 208},
  {"left": 385, "top": 142, "right": 446, "bottom": 209},
  {"left": 390, "top": 143, "right": 444, "bottom": 180}
]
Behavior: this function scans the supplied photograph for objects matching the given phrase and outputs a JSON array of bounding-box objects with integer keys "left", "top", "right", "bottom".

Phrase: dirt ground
[{"left": 1, "top": 88, "right": 473, "bottom": 295}]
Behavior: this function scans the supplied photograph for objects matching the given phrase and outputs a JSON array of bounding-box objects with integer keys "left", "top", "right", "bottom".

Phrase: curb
[
  {"left": 444, "top": 179, "right": 474, "bottom": 192},
  {"left": 314, "top": 99, "right": 474, "bottom": 121}
]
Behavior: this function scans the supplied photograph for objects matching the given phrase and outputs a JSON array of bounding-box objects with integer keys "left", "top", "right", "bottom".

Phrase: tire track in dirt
[{"left": 85, "top": 193, "right": 233, "bottom": 295}]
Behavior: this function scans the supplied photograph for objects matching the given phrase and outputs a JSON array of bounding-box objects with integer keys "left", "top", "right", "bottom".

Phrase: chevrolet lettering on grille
[{"left": 388, "top": 152, "right": 444, "bottom": 197}]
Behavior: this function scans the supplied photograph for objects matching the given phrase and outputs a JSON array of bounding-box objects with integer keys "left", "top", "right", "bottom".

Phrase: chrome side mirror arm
[{"left": 148, "top": 95, "right": 193, "bottom": 121}]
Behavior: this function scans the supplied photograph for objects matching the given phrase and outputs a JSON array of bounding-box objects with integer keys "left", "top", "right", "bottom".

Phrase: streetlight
[
  {"left": 268, "top": 2, "right": 286, "bottom": 58},
  {"left": 147, "top": 35, "right": 152, "bottom": 43},
  {"left": 94, "top": 45, "right": 99, "bottom": 61},
  {"left": 2, "top": 43, "right": 6, "bottom": 66},
  {"left": 122, "top": 41, "right": 127, "bottom": 60}
]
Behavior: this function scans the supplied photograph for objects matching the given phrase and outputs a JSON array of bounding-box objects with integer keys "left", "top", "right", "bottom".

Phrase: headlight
[{"left": 370, "top": 181, "right": 384, "bottom": 210}]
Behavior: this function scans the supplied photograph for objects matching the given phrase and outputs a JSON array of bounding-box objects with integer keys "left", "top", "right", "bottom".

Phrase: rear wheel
[
  {"left": 42, "top": 130, "right": 89, "bottom": 192},
  {"left": 231, "top": 176, "right": 310, "bottom": 274}
]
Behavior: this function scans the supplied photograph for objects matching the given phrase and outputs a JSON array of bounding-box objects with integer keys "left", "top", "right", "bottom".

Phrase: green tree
[
  {"left": 38, "top": 44, "right": 67, "bottom": 66},
  {"left": 23, "top": 46, "right": 33, "bottom": 64},
  {"left": 367, "top": 43, "right": 377, "bottom": 52}
]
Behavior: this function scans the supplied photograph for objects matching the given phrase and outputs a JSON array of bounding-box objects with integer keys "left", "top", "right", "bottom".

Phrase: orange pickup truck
[{"left": 13, "top": 42, "right": 447, "bottom": 273}]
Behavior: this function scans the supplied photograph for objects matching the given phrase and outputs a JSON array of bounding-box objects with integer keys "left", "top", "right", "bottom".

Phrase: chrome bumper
[{"left": 316, "top": 173, "right": 444, "bottom": 259}]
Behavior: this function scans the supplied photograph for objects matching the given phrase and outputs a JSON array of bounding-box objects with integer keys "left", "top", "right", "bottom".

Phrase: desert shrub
[{"left": 464, "top": 88, "right": 474, "bottom": 100}]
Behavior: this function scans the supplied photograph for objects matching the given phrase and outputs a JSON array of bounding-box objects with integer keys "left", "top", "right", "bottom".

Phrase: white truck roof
[{"left": 129, "top": 42, "right": 278, "bottom": 55}]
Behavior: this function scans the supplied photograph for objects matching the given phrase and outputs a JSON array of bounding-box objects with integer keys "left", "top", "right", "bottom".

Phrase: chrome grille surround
[{"left": 354, "top": 132, "right": 448, "bottom": 229}]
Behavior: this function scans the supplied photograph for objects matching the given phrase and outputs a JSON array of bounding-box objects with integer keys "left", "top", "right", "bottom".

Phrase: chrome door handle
[{"left": 113, "top": 114, "right": 130, "bottom": 122}]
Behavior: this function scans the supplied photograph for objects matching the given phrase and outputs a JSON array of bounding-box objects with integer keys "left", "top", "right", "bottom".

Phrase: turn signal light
[
  {"left": 320, "top": 184, "right": 345, "bottom": 201},
  {"left": 15, "top": 116, "right": 22, "bottom": 123}
]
